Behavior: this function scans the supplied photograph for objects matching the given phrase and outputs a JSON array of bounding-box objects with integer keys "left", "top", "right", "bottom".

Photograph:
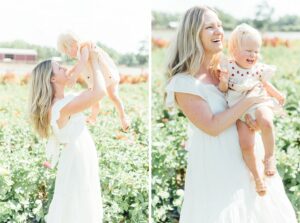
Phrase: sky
[
  {"left": 0, "top": 0, "right": 150, "bottom": 53},
  {"left": 1, "top": 0, "right": 298, "bottom": 53},
  {"left": 152, "top": 0, "right": 300, "bottom": 20}
]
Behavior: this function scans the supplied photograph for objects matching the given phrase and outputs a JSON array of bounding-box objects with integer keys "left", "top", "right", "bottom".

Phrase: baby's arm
[
  {"left": 67, "top": 46, "right": 89, "bottom": 85},
  {"left": 262, "top": 81, "right": 285, "bottom": 105}
]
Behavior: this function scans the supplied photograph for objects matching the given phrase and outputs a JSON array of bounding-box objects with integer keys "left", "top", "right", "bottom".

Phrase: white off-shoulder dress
[
  {"left": 45, "top": 94, "right": 103, "bottom": 223},
  {"left": 166, "top": 73, "right": 297, "bottom": 223}
]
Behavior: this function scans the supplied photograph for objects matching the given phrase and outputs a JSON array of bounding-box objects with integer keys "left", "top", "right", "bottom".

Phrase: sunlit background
[{"left": 0, "top": 0, "right": 150, "bottom": 77}]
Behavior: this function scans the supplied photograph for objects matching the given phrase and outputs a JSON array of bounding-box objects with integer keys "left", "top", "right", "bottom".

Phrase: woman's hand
[
  {"left": 244, "top": 86, "right": 270, "bottom": 106},
  {"left": 244, "top": 114, "right": 260, "bottom": 131}
]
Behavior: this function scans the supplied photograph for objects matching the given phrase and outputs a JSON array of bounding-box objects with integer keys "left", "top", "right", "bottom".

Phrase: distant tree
[
  {"left": 136, "top": 39, "right": 148, "bottom": 66},
  {"left": 119, "top": 53, "right": 139, "bottom": 66},
  {"left": 0, "top": 40, "right": 148, "bottom": 67},
  {"left": 152, "top": 11, "right": 181, "bottom": 29},
  {"left": 96, "top": 40, "right": 148, "bottom": 67},
  {"left": 237, "top": 18, "right": 254, "bottom": 28},
  {"left": 274, "top": 15, "right": 300, "bottom": 31},
  {"left": 216, "top": 8, "right": 238, "bottom": 30},
  {"left": 152, "top": 7, "right": 300, "bottom": 32},
  {"left": 0, "top": 40, "right": 60, "bottom": 60},
  {"left": 96, "top": 42, "right": 120, "bottom": 63},
  {"left": 253, "top": 0, "right": 274, "bottom": 30}
]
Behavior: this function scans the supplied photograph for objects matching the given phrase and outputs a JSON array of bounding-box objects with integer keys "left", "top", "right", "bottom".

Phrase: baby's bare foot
[
  {"left": 121, "top": 116, "right": 130, "bottom": 131},
  {"left": 264, "top": 156, "right": 277, "bottom": 176},
  {"left": 255, "top": 177, "right": 267, "bottom": 196}
]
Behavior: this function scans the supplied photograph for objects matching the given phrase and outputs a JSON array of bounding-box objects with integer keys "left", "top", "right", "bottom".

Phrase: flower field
[{"left": 0, "top": 80, "right": 149, "bottom": 222}]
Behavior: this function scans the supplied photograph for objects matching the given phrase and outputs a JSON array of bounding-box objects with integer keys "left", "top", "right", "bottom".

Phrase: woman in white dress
[
  {"left": 28, "top": 53, "right": 106, "bottom": 222},
  {"left": 165, "top": 6, "right": 297, "bottom": 223}
]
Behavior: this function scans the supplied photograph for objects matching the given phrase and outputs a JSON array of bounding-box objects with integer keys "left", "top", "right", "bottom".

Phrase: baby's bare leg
[
  {"left": 85, "top": 82, "right": 102, "bottom": 124},
  {"left": 237, "top": 120, "right": 266, "bottom": 196},
  {"left": 255, "top": 106, "right": 276, "bottom": 176},
  {"left": 91, "top": 102, "right": 101, "bottom": 117},
  {"left": 107, "top": 83, "right": 130, "bottom": 131},
  {"left": 237, "top": 120, "right": 260, "bottom": 179},
  {"left": 86, "top": 102, "right": 101, "bottom": 124}
]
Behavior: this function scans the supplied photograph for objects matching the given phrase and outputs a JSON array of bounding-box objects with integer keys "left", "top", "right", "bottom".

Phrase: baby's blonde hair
[
  {"left": 228, "top": 23, "right": 262, "bottom": 57},
  {"left": 57, "top": 32, "right": 79, "bottom": 54}
]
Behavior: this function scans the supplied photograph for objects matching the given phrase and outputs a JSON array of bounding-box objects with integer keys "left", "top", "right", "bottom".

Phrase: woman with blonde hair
[
  {"left": 165, "top": 5, "right": 297, "bottom": 222},
  {"left": 29, "top": 55, "right": 105, "bottom": 222}
]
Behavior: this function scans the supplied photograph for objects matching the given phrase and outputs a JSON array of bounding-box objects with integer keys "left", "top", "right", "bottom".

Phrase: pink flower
[
  {"left": 180, "top": 141, "right": 187, "bottom": 149},
  {"left": 43, "top": 161, "right": 52, "bottom": 169}
]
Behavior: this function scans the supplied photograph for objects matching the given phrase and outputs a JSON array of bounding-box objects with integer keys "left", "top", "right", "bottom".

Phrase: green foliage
[
  {"left": 0, "top": 83, "right": 148, "bottom": 222},
  {"left": 152, "top": 41, "right": 300, "bottom": 222},
  {"left": 152, "top": 11, "right": 181, "bottom": 29},
  {"left": 253, "top": 0, "right": 274, "bottom": 30},
  {"left": 98, "top": 40, "right": 149, "bottom": 67},
  {"left": 0, "top": 40, "right": 60, "bottom": 61},
  {"left": 152, "top": 7, "right": 300, "bottom": 32},
  {"left": 0, "top": 40, "right": 148, "bottom": 67},
  {"left": 215, "top": 8, "right": 238, "bottom": 31}
]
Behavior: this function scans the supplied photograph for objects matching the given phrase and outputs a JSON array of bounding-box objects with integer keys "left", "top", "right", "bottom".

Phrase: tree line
[
  {"left": 0, "top": 40, "right": 148, "bottom": 67},
  {"left": 152, "top": 1, "right": 300, "bottom": 32}
]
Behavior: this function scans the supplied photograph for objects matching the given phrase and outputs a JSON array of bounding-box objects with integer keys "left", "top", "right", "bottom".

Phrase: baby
[
  {"left": 218, "top": 24, "right": 285, "bottom": 196},
  {"left": 57, "top": 32, "right": 130, "bottom": 131}
]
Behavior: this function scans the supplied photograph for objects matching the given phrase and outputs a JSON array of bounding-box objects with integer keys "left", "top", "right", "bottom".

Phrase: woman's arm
[
  {"left": 67, "top": 46, "right": 89, "bottom": 83},
  {"left": 175, "top": 92, "right": 266, "bottom": 136}
]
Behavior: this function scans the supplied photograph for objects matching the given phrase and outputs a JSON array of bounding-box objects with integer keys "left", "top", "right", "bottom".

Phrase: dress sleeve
[
  {"left": 45, "top": 135, "right": 60, "bottom": 168},
  {"left": 259, "top": 64, "right": 276, "bottom": 82},
  {"left": 165, "top": 74, "right": 207, "bottom": 108},
  {"left": 50, "top": 94, "right": 76, "bottom": 130}
]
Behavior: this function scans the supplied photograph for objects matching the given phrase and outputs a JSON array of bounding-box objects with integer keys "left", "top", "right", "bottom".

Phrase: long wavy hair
[
  {"left": 28, "top": 60, "right": 54, "bottom": 138},
  {"left": 167, "top": 5, "right": 219, "bottom": 78}
]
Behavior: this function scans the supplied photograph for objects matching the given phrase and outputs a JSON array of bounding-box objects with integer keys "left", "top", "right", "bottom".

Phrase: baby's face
[
  {"left": 67, "top": 42, "right": 78, "bottom": 59},
  {"left": 234, "top": 36, "right": 260, "bottom": 69}
]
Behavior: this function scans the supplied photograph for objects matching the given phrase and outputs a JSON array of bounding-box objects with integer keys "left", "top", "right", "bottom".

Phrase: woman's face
[
  {"left": 200, "top": 10, "right": 224, "bottom": 55},
  {"left": 51, "top": 61, "right": 70, "bottom": 85}
]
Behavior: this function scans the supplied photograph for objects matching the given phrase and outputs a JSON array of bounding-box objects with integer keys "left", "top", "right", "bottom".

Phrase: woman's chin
[{"left": 212, "top": 46, "right": 223, "bottom": 54}]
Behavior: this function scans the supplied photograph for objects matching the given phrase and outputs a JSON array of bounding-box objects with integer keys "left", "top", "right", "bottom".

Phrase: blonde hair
[
  {"left": 28, "top": 60, "right": 54, "bottom": 138},
  {"left": 167, "top": 5, "right": 217, "bottom": 78},
  {"left": 57, "top": 32, "right": 79, "bottom": 54},
  {"left": 228, "top": 23, "right": 262, "bottom": 57}
]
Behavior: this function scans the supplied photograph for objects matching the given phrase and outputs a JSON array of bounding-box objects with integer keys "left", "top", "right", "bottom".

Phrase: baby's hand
[
  {"left": 219, "top": 69, "right": 229, "bottom": 83},
  {"left": 276, "top": 93, "right": 286, "bottom": 106}
]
